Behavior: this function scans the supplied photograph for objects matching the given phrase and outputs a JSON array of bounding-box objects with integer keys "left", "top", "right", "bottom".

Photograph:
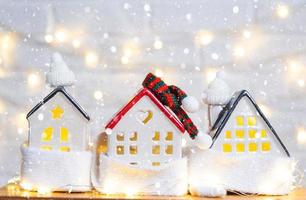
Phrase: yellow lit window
[
  {"left": 116, "top": 146, "right": 124, "bottom": 155},
  {"left": 60, "top": 127, "right": 69, "bottom": 142},
  {"left": 59, "top": 146, "right": 70, "bottom": 152},
  {"left": 130, "top": 132, "right": 137, "bottom": 141},
  {"left": 165, "top": 132, "right": 173, "bottom": 141},
  {"left": 129, "top": 146, "right": 137, "bottom": 155},
  {"left": 152, "top": 131, "right": 160, "bottom": 141},
  {"left": 261, "top": 130, "right": 267, "bottom": 138},
  {"left": 249, "top": 143, "right": 257, "bottom": 152},
  {"left": 41, "top": 145, "right": 52, "bottom": 151},
  {"left": 165, "top": 145, "right": 173, "bottom": 154},
  {"left": 42, "top": 127, "right": 53, "bottom": 142},
  {"left": 225, "top": 130, "right": 231, "bottom": 139},
  {"left": 152, "top": 162, "right": 160, "bottom": 166},
  {"left": 152, "top": 145, "right": 160, "bottom": 154},
  {"left": 236, "top": 130, "right": 244, "bottom": 138},
  {"left": 248, "top": 129, "right": 257, "bottom": 138},
  {"left": 223, "top": 143, "right": 232, "bottom": 152},
  {"left": 248, "top": 116, "right": 257, "bottom": 126},
  {"left": 236, "top": 143, "right": 245, "bottom": 152},
  {"left": 236, "top": 116, "right": 244, "bottom": 126},
  {"left": 262, "top": 142, "right": 270, "bottom": 152},
  {"left": 116, "top": 133, "right": 124, "bottom": 141}
]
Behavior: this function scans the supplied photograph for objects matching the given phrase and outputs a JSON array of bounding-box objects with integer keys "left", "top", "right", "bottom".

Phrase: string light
[
  {"left": 94, "top": 90, "right": 103, "bottom": 100},
  {"left": 153, "top": 38, "right": 163, "bottom": 50},
  {"left": 195, "top": 30, "right": 214, "bottom": 46},
  {"left": 85, "top": 51, "right": 98, "bottom": 68},
  {"left": 276, "top": 4, "right": 289, "bottom": 19},
  {"left": 297, "top": 127, "right": 306, "bottom": 145}
]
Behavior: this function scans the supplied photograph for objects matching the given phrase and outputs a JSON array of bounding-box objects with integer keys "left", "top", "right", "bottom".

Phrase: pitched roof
[
  {"left": 105, "top": 88, "right": 185, "bottom": 133},
  {"left": 210, "top": 90, "right": 290, "bottom": 157},
  {"left": 26, "top": 86, "right": 90, "bottom": 121}
]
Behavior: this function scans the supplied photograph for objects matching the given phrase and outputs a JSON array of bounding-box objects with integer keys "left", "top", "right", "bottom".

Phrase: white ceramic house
[
  {"left": 105, "top": 88, "right": 185, "bottom": 168},
  {"left": 20, "top": 53, "right": 92, "bottom": 192}
]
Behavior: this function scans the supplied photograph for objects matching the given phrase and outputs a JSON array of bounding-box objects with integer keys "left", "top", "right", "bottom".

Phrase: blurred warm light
[
  {"left": 233, "top": 46, "right": 246, "bottom": 58},
  {"left": 276, "top": 4, "right": 289, "bottom": 19},
  {"left": 44, "top": 34, "right": 54, "bottom": 43},
  {"left": 297, "top": 79, "right": 305, "bottom": 88},
  {"left": 288, "top": 60, "right": 302, "bottom": 74},
  {"left": 121, "top": 56, "right": 129, "bottom": 65},
  {"left": 0, "top": 32, "right": 16, "bottom": 66},
  {"left": 155, "top": 68, "right": 164, "bottom": 77},
  {"left": 195, "top": 30, "right": 214, "bottom": 46},
  {"left": 0, "top": 99, "right": 5, "bottom": 113},
  {"left": 15, "top": 113, "right": 27, "bottom": 131},
  {"left": 37, "top": 186, "right": 52, "bottom": 195},
  {"left": 122, "top": 41, "right": 140, "bottom": 58},
  {"left": 153, "top": 38, "right": 163, "bottom": 50},
  {"left": 297, "top": 127, "right": 306, "bottom": 145},
  {"left": 85, "top": 51, "right": 98, "bottom": 68},
  {"left": 125, "top": 187, "right": 138, "bottom": 197},
  {"left": 72, "top": 39, "right": 81, "bottom": 48},
  {"left": 204, "top": 68, "right": 218, "bottom": 83},
  {"left": 20, "top": 181, "right": 33, "bottom": 191},
  {"left": 27, "top": 72, "right": 42, "bottom": 88},
  {"left": 94, "top": 90, "right": 103, "bottom": 100},
  {"left": 258, "top": 103, "right": 272, "bottom": 117},
  {"left": 55, "top": 28, "right": 68, "bottom": 42},
  {"left": 181, "top": 138, "right": 187, "bottom": 147},
  {"left": 243, "top": 30, "right": 251, "bottom": 39}
]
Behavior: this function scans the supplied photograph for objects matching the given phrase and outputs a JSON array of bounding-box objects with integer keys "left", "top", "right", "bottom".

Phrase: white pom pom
[
  {"left": 182, "top": 96, "right": 200, "bottom": 113},
  {"left": 105, "top": 128, "right": 113, "bottom": 135},
  {"left": 194, "top": 131, "right": 212, "bottom": 150}
]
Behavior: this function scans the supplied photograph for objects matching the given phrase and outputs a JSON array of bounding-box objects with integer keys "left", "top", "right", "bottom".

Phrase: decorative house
[
  {"left": 93, "top": 73, "right": 211, "bottom": 196},
  {"left": 189, "top": 73, "right": 295, "bottom": 197},
  {"left": 20, "top": 53, "right": 92, "bottom": 193}
]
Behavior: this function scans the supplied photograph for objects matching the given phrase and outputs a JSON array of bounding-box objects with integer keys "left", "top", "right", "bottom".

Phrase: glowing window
[
  {"left": 59, "top": 146, "right": 70, "bottom": 152},
  {"left": 236, "top": 130, "right": 244, "bottom": 138},
  {"left": 41, "top": 127, "right": 53, "bottom": 142},
  {"left": 129, "top": 146, "right": 137, "bottom": 155},
  {"left": 248, "top": 129, "right": 257, "bottom": 138},
  {"left": 236, "top": 116, "right": 244, "bottom": 126},
  {"left": 165, "top": 132, "right": 173, "bottom": 141},
  {"left": 261, "top": 130, "right": 267, "bottom": 138},
  {"left": 60, "top": 127, "right": 69, "bottom": 142},
  {"left": 130, "top": 132, "right": 137, "bottom": 141},
  {"left": 152, "top": 162, "right": 160, "bottom": 166},
  {"left": 262, "top": 142, "right": 270, "bottom": 152},
  {"left": 249, "top": 143, "right": 257, "bottom": 152},
  {"left": 248, "top": 116, "right": 257, "bottom": 126},
  {"left": 41, "top": 145, "right": 52, "bottom": 151},
  {"left": 236, "top": 143, "right": 245, "bottom": 152},
  {"left": 152, "top": 131, "right": 160, "bottom": 141},
  {"left": 223, "top": 144, "right": 232, "bottom": 152},
  {"left": 116, "top": 133, "right": 124, "bottom": 141},
  {"left": 165, "top": 145, "right": 173, "bottom": 155},
  {"left": 225, "top": 131, "right": 231, "bottom": 139},
  {"left": 152, "top": 145, "right": 160, "bottom": 154},
  {"left": 116, "top": 146, "right": 124, "bottom": 155}
]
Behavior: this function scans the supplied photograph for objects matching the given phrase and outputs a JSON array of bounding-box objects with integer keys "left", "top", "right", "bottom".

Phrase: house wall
[
  {"left": 108, "top": 95, "right": 182, "bottom": 168},
  {"left": 212, "top": 97, "right": 287, "bottom": 157},
  {"left": 28, "top": 93, "right": 88, "bottom": 152}
]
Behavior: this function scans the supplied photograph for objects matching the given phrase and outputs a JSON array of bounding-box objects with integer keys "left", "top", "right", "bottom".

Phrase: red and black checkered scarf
[{"left": 142, "top": 73, "right": 198, "bottom": 139}]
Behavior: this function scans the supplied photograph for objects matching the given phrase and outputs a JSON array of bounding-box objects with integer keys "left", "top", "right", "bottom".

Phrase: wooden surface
[{"left": 1, "top": 185, "right": 306, "bottom": 200}]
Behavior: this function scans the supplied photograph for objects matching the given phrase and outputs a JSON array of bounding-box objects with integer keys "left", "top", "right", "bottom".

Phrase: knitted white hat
[
  {"left": 202, "top": 71, "right": 231, "bottom": 105},
  {"left": 46, "top": 52, "right": 76, "bottom": 87}
]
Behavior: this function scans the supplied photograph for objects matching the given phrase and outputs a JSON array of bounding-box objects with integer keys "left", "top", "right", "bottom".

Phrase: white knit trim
[{"left": 20, "top": 145, "right": 92, "bottom": 192}]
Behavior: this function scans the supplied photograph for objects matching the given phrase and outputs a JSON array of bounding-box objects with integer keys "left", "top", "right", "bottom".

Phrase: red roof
[{"left": 105, "top": 88, "right": 185, "bottom": 133}]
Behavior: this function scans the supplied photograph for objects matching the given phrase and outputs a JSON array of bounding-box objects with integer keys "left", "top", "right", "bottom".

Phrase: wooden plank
[{"left": 1, "top": 185, "right": 306, "bottom": 200}]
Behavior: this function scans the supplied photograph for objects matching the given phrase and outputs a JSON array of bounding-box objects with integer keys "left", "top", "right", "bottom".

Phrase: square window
[
  {"left": 249, "top": 143, "right": 257, "bottom": 152},
  {"left": 165, "top": 145, "right": 173, "bottom": 154},
  {"left": 130, "top": 132, "right": 137, "bottom": 141},
  {"left": 236, "top": 116, "right": 244, "bottom": 126},
  {"left": 236, "top": 130, "right": 244, "bottom": 138},
  {"left": 248, "top": 116, "right": 257, "bottom": 126},
  {"left": 152, "top": 131, "right": 160, "bottom": 141},
  {"left": 165, "top": 132, "right": 173, "bottom": 141},
  {"left": 116, "top": 133, "right": 124, "bottom": 141},
  {"left": 129, "top": 146, "right": 137, "bottom": 155},
  {"left": 152, "top": 145, "right": 160, "bottom": 154},
  {"left": 152, "top": 162, "right": 160, "bottom": 166},
  {"left": 41, "top": 145, "right": 52, "bottom": 151},
  {"left": 261, "top": 130, "right": 267, "bottom": 138},
  {"left": 236, "top": 143, "right": 245, "bottom": 152},
  {"left": 59, "top": 146, "right": 70, "bottom": 152},
  {"left": 262, "top": 142, "right": 270, "bottom": 152},
  {"left": 225, "top": 131, "right": 231, "bottom": 139},
  {"left": 60, "top": 127, "right": 69, "bottom": 142},
  {"left": 116, "top": 146, "right": 124, "bottom": 155},
  {"left": 223, "top": 144, "right": 232, "bottom": 152},
  {"left": 248, "top": 129, "right": 257, "bottom": 138}
]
